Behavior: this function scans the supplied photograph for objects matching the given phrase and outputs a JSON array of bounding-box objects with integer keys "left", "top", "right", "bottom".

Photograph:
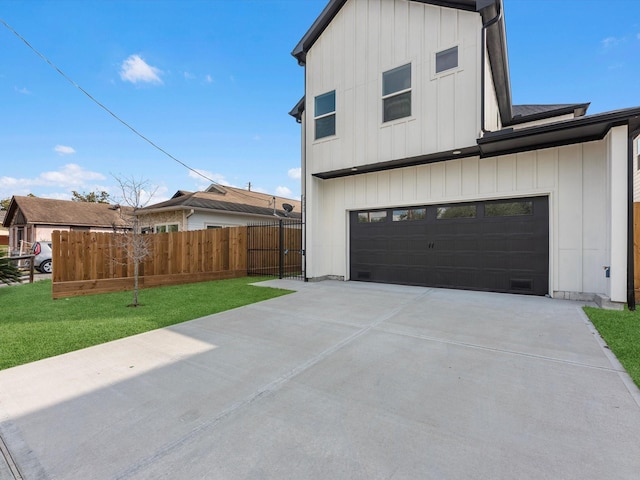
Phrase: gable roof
[
  {"left": 290, "top": 0, "right": 514, "bottom": 123},
  {"left": 137, "top": 185, "right": 302, "bottom": 219},
  {"left": 2, "top": 196, "right": 132, "bottom": 229},
  {"left": 292, "top": 0, "right": 477, "bottom": 66}
]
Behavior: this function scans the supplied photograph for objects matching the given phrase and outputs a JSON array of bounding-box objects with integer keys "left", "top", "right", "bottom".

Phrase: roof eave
[
  {"left": 505, "top": 103, "right": 591, "bottom": 127},
  {"left": 478, "top": 107, "right": 640, "bottom": 157}
]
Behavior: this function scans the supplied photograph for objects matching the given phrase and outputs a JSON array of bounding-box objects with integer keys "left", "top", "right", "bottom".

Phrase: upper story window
[
  {"left": 382, "top": 63, "right": 411, "bottom": 122},
  {"left": 314, "top": 90, "right": 336, "bottom": 139},
  {"left": 435, "top": 46, "right": 458, "bottom": 74}
]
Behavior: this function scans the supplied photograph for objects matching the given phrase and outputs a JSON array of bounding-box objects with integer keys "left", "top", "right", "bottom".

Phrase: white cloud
[
  {"left": 205, "top": 74, "right": 213, "bottom": 84},
  {"left": 40, "top": 164, "right": 105, "bottom": 184},
  {"left": 14, "top": 86, "right": 31, "bottom": 95},
  {"left": 54, "top": 145, "right": 76, "bottom": 155},
  {"left": 288, "top": 167, "right": 301, "bottom": 180},
  {"left": 0, "top": 164, "right": 107, "bottom": 199},
  {"left": 601, "top": 35, "right": 632, "bottom": 50},
  {"left": 275, "top": 186, "right": 293, "bottom": 198},
  {"left": 120, "top": 54, "right": 163, "bottom": 84},
  {"left": 183, "top": 71, "right": 196, "bottom": 80}
]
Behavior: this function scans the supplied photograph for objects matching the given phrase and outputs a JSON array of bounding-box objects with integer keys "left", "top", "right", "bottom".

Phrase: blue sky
[{"left": 1, "top": 0, "right": 639, "bottom": 205}]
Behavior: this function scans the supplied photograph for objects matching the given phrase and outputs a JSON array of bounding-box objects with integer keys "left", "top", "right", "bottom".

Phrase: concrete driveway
[{"left": 1, "top": 280, "right": 639, "bottom": 479}]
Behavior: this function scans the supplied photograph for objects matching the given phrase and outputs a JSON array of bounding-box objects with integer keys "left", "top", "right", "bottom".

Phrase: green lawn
[
  {"left": 0, "top": 277, "right": 293, "bottom": 370},
  {"left": 584, "top": 306, "right": 640, "bottom": 388}
]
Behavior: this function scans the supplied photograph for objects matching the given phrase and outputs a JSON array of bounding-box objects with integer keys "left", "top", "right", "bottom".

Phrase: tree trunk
[{"left": 133, "top": 259, "right": 139, "bottom": 306}]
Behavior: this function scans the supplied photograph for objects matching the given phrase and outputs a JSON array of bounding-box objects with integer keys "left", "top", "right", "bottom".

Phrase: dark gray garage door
[{"left": 350, "top": 196, "right": 549, "bottom": 295}]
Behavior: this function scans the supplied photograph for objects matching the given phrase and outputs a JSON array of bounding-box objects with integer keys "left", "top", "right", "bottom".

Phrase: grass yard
[
  {"left": 584, "top": 306, "right": 640, "bottom": 389},
  {"left": 0, "top": 277, "right": 293, "bottom": 370}
]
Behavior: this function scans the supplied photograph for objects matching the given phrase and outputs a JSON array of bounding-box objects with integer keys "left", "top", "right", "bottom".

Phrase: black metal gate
[{"left": 247, "top": 219, "right": 304, "bottom": 280}]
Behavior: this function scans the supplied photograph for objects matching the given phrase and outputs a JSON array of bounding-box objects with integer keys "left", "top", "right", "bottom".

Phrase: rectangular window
[
  {"left": 436, "top": 205, "right": 476, "bottom": 219},
  {"left": 314, "top": 90, "right": 336, "bottom": 139},
  {"left": 435, "top": 46, "right": 458, "bottom": 73},
  {"left": 382, "top": 64, "right": 411, "bottom": 122},
  {"left": 485, "top": 201, "right": 533, "bottom": 217},
  {"left": 393, "top": 208, "right": 426, "bottom": 222},
  {"left": 155, "top": 224, "right": 179, "bottom": 233}
]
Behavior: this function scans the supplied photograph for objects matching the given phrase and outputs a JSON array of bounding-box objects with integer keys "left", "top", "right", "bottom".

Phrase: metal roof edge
[
  {"left": 312, "top": 145, "right": 481, "bottom": 180},
  {"left": 505, "top": 103, "right": 590, "bottom": 126},
  {"left": 478, "top": 106, "right": 640, "bottom": 145}
]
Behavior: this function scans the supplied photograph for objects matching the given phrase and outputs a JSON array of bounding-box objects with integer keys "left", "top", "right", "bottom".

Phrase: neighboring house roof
[
  {"left": 137, "top": 185, "right": 302, "bottom": 219},
  {"left": 0, "top": 211, "right": 6, "bottom": 226},
  {"left": 2, "top": 196, "right": 132, "bottom": 229}
]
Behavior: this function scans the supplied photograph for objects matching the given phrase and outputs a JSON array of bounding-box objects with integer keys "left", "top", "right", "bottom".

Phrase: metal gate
[{"left": 247, "top": 219, "right": 304, "bottom": 280}]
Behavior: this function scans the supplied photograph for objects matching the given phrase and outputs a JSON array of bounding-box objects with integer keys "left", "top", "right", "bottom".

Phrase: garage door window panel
[
  {"left": 485, "top": 201, "right": 533, "bottom": 217},
  {"left": 436, "top": 205, "right": 477, "bottom": 219}
]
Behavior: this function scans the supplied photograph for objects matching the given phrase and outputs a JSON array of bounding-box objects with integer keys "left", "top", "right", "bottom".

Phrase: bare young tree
[{"left": 112, "top": 175, "right": 158, "bottom": 307}]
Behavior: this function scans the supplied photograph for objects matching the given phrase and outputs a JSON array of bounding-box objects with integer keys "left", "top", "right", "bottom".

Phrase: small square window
[
  {"left": 382, "top": 64, "right": 411, "bottom": 122},
  {"left": 436, "top": 46, "right": 458, "bottom": 74},
  {"left": 315, "top": 90, "right": 336, "bottom": 139}
]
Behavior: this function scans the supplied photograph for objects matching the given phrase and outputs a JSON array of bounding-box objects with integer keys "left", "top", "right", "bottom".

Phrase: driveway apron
[{"left": 0, "top": 280, "right": 639, "bottom": 479}]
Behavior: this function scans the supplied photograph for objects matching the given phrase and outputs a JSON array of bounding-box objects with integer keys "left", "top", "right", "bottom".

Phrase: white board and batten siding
[
  {"left": 307, "top": 128, "right": 628, "bottom": 302},
  {"left": 301, "top": 0, "right": 629, "bottom": 302},
  {"left": 305, "top": 0, "right": 482, "bottom": 175}
]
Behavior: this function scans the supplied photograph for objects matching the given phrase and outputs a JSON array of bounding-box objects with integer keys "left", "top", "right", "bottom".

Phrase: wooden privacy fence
[{"left": 51, "top": 227, "right": 247, "bottom": 299}]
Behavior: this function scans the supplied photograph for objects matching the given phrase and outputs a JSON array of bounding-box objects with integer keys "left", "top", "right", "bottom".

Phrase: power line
[{"left": 0, "top": 17, "right": 264, "bottom": 203}]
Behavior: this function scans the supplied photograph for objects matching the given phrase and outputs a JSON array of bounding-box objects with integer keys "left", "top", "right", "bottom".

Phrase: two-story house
[{"left": 290, "top": 0, "right": 640, "bottom": 307}]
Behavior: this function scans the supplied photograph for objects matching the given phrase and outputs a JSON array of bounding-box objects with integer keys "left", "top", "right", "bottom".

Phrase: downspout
[
  {"left": 302, "top": 75, "right": 308, "bottom": 282},
  {"left": 480, "top": 3, "right": 502, "bottom": 135},
  {"left": 627, "top": 127, "right": 639, "bottom": 310},
  {"left": 185, "top": 208, "right": 194, "bottom": 231}
]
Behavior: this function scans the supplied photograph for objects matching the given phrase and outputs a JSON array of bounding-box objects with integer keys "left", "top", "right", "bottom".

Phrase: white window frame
[
  {"left": 432, "top": 44, "right": 461, "bottom": 78},
  {"left": 314, "top": 90, "right": 336, "bottom": 140},
  {"left": 154, "top": 223, "right": 179, "bottom": 233},
  {"left": 382, "top": 63, "right": 412, "bottom": 123}
]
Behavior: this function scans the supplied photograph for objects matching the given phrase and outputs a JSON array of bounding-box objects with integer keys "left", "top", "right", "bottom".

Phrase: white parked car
[{"left": 31, "top": 241, "right": 52, "bottom": 273}]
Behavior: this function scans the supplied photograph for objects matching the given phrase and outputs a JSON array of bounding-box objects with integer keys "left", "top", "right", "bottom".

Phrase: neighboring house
[
  {"left": 2, "top": 196, "right": 131, "bottom": 255},
  {"left": 0, "top": 211, "right": 8, "bottom": 250},
  {"left": 290, "top": 0, "right": 640, "bottom": 306},
  {"left": 135, "top": 184, "right": 301, "bottom": 232}
]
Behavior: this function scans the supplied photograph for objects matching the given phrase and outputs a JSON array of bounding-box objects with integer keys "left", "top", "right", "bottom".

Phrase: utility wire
[{"left": 0, "top": 17, "right": 267, "bottom": 203}]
